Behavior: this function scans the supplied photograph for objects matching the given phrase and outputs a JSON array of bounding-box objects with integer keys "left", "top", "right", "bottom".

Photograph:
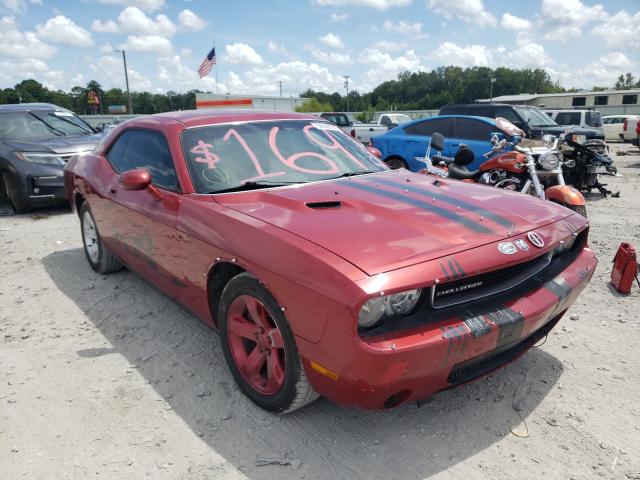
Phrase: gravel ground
[{"left": 1, "top": 143, "right": 639, "bottom": 480}]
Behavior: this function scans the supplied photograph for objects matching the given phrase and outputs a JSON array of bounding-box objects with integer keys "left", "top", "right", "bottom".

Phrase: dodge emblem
[
  {"left": 527, "top": 232, "right": 545, "bottom": 248},
  {"left": 498, "top": 242, "right": 517, "bottom": 255},
  {"left": 514, "top": 239, "right": 529, "bottom": 251}
]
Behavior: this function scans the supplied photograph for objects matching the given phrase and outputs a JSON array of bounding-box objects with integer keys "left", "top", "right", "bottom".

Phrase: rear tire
[
  {"left": 218, "top": 273, "right": 318, "bottom": 414},
  {"left": 2, "top": 173, "right": 31, "bottom": 214},
  {"left": 385, "top": 157, "right": 408, "bottom": 170},
  {"left": 80, "top": 202, "right": 123, "bottom": 274}
]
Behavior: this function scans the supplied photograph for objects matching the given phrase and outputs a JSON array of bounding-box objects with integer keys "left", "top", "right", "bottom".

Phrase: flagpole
[{"left": 214, "top": 41, "right": 218, "bottom": 95}]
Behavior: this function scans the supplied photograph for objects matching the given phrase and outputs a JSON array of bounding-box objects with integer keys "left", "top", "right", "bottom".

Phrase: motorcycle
[
  {"left": 422, "top": 132, "right": 588, "bottom": 217},
  {"left": 559, "top": 132, "right": 619, "bottom": 197}
]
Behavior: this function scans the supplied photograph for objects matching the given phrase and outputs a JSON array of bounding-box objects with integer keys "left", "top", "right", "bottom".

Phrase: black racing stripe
[
  {"left": 452, "top": 257, "right": 466, "bottom": 278},
  {"left": 485, "top": 306, "right": 525, "bottom": 349},
  {"left": 462, "top": 312, "right": 492, "bottom": 338},
  {"left": 344, "top": 180, "right": 494, "bottom": 234},
  {"left": 373, "top": 177, "right": 515, "bottom": 229},
  {"left": 447, "top": 258, "right": 460, "bottom": 280},
  {"left": 544, "top": 276, "right": 573, "bottom": 319},
  {"left": 439, "top": 261, "right": 452, "bottom": 281}
]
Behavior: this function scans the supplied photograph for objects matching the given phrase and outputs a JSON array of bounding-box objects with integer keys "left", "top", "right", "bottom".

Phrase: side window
[
  {"left": 107, "top": 129, "right": 179, "bottom": 191},
  {"left": 452, "top": 118, "right": 494, "bottom": 141},
  {"left": 554, "top": 112, "right": 581, "bottom": 125},
  {"left": 494, "top": 108, "right": 524, "bottom": 127},
  {"left": 622, "top": 95, "right": 638, "bottom": 105},
  {"left": 404, "top": 118, "right": 451, "bottom": 137},
  {"left": 379, "top": 115, "right": 391, "bottom": 125},
  {"left": 572, "top": 97, "right": 586, "bottom": 107}
]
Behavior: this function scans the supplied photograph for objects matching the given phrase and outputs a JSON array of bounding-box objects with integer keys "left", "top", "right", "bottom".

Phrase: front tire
[
  {"left": 2, "top": 173, "right": 31, "bottom": 214},
  {"left": 80, "top": 202, "right": 123, "bottom": 274},
  {"left": 385, "top": 157, "right": 408, "bottom": 170},
  {"left": 218, "top": 273, "right": 318, "bottom": 414}
]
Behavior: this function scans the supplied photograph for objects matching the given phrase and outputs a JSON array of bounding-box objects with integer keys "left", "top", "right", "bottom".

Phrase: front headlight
[
  {"left": 358, "top": 289, "right": 422, "bottom": 329},
  {"left": 14, "top": 151, "right": 66, "bottom": 165},
  {"left": 539, "top": 151, "right": 562, "bottom": 170}
]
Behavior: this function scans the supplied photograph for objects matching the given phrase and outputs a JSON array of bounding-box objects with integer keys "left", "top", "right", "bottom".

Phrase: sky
[{"left": 0, "top": 0, "right": 639, "bottom": 97}]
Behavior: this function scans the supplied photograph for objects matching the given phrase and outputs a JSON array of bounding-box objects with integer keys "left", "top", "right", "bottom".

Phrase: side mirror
[
  {"left": 430, "top": 132, "right": 445, "bottom": 152},
  {"left": 367, "top": 146, "right": 382, "bottom": 159},
  {"left": 120, "top": 168, "right": 152, "bottom": 191}
]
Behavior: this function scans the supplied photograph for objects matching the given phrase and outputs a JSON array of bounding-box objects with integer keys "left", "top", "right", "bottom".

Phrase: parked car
[
  {"left": 319, "top": 112, "right": 352, "bottom": 134},
  {"left": 371, "top": 115, "right": 517, "bottom": 171},
  {"left": 351, "top": 113, "right": 412, "bottom": 145},
  {"left": 0, "top": 103, "right": 103, "bottom": 213},
  {"left": 64, "top": 109, "right": 597, "bottom": 413},
  {"left": 545, "top": 109, "right": 604, "bottom": 130},
  {"left": 602, "top": 115, "right": 637, "bottom": 141},
  {"left": 439, "top": 104, "right": 605, "bottom": 142},
  {"left": 622, "top": 116, "right": 640, "bottom": 144}
]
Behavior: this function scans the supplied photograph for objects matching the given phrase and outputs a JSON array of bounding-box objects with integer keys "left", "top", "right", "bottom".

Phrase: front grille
[{"left": 432, "top": 252, "right": 552, "bottom": 309}]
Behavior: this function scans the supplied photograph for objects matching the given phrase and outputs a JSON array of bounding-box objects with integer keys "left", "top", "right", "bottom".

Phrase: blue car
[{"left": 371, "top": 115, "right": 512, "bottom": 171}]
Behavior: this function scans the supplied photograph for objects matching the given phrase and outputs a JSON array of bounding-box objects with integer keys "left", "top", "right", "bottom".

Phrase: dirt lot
[{"left": 1, "top": 143, "right": 639, "bottom": 480}]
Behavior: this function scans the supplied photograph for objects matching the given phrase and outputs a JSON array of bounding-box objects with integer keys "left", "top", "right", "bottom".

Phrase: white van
[
  {"left": 602, "top": 115, "right": 639, "bottom": 141},
  {"left": 545, "top": 109, "right": 603, "bottom": 129}
]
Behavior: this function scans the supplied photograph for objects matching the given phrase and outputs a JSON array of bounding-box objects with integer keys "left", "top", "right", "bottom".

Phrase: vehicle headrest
[{"left": 454, "top": 145, "right": 475, "bottom": 166}]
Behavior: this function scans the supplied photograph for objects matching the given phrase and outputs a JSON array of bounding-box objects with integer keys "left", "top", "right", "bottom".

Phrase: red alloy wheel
[{"left": 226, "top": 295, "right": 287, "bottom": 395}]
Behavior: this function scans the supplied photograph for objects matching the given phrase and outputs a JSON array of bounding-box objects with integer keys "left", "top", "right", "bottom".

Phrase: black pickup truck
[{"left": 439, "top": 103, "right": 605, "bottom": 141}]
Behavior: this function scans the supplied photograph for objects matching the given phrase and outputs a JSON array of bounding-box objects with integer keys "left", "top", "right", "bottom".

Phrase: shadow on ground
[{"left": 43, "top": 248, "right": 564, "bottom": 480}]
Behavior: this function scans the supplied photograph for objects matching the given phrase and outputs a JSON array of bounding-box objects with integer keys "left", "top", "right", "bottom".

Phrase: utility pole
[
  {"left": 278, "top": 80, "right": 283, "bottom": 97},
  {"left": 489, "top": 77, "right": 496, "bottom": 104},
  {"left": 343, "top": 75, "right": 350, "bottom": 112},
  {"left": 114, "top": 50, "right": 133, "bottom": 114}
]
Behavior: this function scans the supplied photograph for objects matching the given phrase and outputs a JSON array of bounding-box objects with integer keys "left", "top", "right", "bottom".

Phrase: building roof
[{"left": 477, "top": 88, "right": 640, "bottom": 103}]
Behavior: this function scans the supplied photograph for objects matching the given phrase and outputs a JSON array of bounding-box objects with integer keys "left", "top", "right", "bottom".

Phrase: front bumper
[
  {"left": 8, "top": 159, "right": 66, "bottom": 206},
  {"left": 302, "top": 246, "right": 597, "bottom": 410}
]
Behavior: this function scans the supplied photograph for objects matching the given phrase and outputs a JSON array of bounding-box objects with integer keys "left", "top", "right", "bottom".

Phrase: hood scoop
[{"left": 306, "top": 201, "right": 342, "bottom": 209}]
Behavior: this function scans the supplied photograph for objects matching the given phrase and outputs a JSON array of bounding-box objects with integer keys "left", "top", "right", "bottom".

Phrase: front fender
[{"left": 545, "top": 185, "right": 585, "bottom": 206}]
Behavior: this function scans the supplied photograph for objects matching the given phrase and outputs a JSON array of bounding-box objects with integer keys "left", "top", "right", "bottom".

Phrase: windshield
[
  {"left": 515, "top": 106, "right": 557, "bottom": 127},
  {"left": 587, "top": 111, "right": 603, "bottom": 127},
  {"left": 0, "top": 110, "right": 94, "bottom": 140},
  {"left": 321, "top": 113, "right": 350, "bottom": 127},
  {"left": 389, "top": 114, "right": 410, "bottom": 125},
  {"left": 181, "top": 120, "right": 387, "bottom": 194}
]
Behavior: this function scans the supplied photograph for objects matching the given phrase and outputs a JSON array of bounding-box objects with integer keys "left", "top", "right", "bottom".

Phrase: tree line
[{"left": 1, "top": 67, "right": 638, "bottom": 116}]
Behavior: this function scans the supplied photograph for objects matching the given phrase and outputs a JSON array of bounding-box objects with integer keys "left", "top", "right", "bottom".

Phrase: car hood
[
  {"left": 4, "top": 133, "right": 103, "bottom": 154},
  {"left": 216, "top": 171, "right": 573, "bottom": 276},
  {"left": 532, "top": 125, "right": 604, "bottom": 138}
]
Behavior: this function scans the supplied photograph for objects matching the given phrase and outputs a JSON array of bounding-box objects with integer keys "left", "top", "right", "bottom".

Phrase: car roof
[
  {"left": 404, "top": 115, "right": 496, "bottom": 126},
  {"left": 603, "top": 114, "right": 638, "bottom": 118},
  {"left": 138, "top": 109, "right": 321, "bottom": 129},
  {"left": 0, "top": 102, "right": 72, "bottom": 112}
]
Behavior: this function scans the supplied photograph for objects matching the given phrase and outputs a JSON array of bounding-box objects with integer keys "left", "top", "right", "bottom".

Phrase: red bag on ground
[{"left": 611, "top": 242, "right": 639, "bottom": 294}]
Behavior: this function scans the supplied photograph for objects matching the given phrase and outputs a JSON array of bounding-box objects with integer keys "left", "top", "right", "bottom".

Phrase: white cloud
[
  {"left": 544, "top": 26, "right": 582, "bottom": 42},
  {"left": 36, "top": 15, "right": 94, "bottom": 47},
  {"left": 592, "top": 10, "right": 640, "bottom": 49},
  {"left": 98, "top": 0, "right": 165, "bottom": 13},
  {"left": 426, "top": 0, "right": 496, "bottom": 27},
  {"left": 307, "top": 46, "right": 352, "bottom": 65},
  {"left": 312, "top": 0, "right": 411, "bottom": 11},
  {"left": 178, "top": 9, "right": 207, "bottom": 32},
  {"left": 541, "top": 0, "right": 605, "bottom": 26},
  {"left": 267, "top": 41, "right": 289, "bottom": 56},
  {"left": 99, "top": 42, "right": 114, "bottom": 54},
  {"left": 319, "top": 32, "right": 344, "bottom": 49},
  {"left": 0, "top": 58, "right": 63, "bottom": 89},
  {"left": 382, "top": 19, "right": 424, "bottom": 36},
  {"left": 120, "top": 34, "right": 173, "bottom": 55},
  {"left": 117, "top": 7, "right": 176, "bottom": 37},
  {"left": 329, "top": 13, "right": 348, "bottom": 22},
  {"left": 359, "top": 48, "right": 423, "bottom": 90},
  {"left": 597, "top": 52, "right": 633, "bottom": 69},
  {"left": 225, "top": 42, "right": 263, "bottom": 65},
  {"left": 157, "top": 54, "right": 220, "bottom": 92},
  {"left": 503, "top": 36, "right": 551, "bottom": 68},
  {"left": 225, "top": 60, "right": 344, "bottom": 95},
  {"left": 91, "top": 19, "right": 119, "bottom": 33},
  {"left": 370, "top": 40, "right": 408, "bottom": 52},
  {"left": 0, "top": 16, "right": 57, "bottom": 60},
  {"left": 88, "top": 54, "right": 154, "bottom": 90},
  {"left": 500, "top": 13, "right": 531, "bottom": 31},
  {"left": 1, "top": 0, "right": 41, "bottom": 13},
  {"left": 431, "top": 41, "right": 492, "bottom": 67}
]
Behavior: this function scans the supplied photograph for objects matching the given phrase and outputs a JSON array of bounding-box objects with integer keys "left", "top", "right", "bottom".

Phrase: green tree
[{"left": 295, "top": 97, "right": 333, "bottom": 112}]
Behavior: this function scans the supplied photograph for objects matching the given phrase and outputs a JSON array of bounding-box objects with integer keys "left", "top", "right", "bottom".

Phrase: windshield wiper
[
  {"left": 328, "top": 171, "right": 372, "bottom": 180},
  {"left": 28, "top": 112, "right": 66, "bottom": 136},
  {"left": 207, "top": 180, "right": 307, "bottom": 194}
]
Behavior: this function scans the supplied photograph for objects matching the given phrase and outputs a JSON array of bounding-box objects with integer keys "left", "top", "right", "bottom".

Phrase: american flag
[{"left": 198, "top": 47, "right": 216, "bottom": 78}]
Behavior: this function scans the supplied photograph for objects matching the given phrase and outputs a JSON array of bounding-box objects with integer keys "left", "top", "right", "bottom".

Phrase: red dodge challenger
[{"left": 64, "top": 110, "right": 597, "bottom": 413}]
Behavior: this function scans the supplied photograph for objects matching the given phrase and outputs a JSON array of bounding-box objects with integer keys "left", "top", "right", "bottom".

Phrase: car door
[
  {"left": 99, "top": 129, "right": 183, "bottom": 291},
  {"left": 450, "top": 118, "right": 496, "bottom": 170},
  {"left": 402, "top": 118, "right": 453, "bottom": 169}
]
